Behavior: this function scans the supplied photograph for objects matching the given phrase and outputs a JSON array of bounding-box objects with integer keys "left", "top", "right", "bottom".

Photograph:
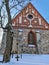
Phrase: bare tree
[
  {"left": 2, "top": 0, "right": 13, "bottom": 62},
  {"left": 0, "top": 0, "right": 30, "bottom": 63}
]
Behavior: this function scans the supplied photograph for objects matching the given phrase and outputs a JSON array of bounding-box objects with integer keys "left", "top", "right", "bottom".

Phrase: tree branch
[{"left": 10, "top": 0, "right": 24, "bottom": 10}]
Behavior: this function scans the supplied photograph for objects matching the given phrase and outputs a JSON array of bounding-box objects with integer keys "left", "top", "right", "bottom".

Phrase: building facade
[{"left": 0, "top": 3, "right": 49, "bottom": 54}]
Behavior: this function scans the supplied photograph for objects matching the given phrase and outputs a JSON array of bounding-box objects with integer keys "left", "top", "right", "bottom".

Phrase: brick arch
[{"left": 28, "top": 31, "right": 36, "bottom": 45}]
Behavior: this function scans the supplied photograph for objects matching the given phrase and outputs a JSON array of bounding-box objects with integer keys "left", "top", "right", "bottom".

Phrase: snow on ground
[{"left": 0, "top": 54, "right": 49, "bottom": 65}]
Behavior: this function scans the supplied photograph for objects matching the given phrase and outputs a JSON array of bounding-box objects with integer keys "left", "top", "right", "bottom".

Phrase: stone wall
[
  {"left": 12, "top": 29, "right": 37, "bottom": 53},
  {"left": 0, "top": 29, "right": 49, "bottom": 54},
  {"left": 12, "top": 29, "right": 49, "bottom": 54},
  {"left": 38, "top": 30, "right": 49, "bottom": 54},
  {"left": 12, "top": 29, "right": 35, "bottom": 53}
]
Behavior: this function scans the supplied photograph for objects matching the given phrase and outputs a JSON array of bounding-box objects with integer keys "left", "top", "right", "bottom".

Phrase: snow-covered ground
[{"left": 0, "top": 54, "right": 49, "bottom": 65}]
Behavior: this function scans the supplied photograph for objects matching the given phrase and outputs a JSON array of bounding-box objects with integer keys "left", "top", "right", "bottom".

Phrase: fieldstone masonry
[
  {"left": 12, "top": 29, "right": 49, "bottom": 54},
  {"left": 38, "top": 30, "right": 49, "bottom": 54},
  {"left": 0, "top": 29, "right": 49, "bottom": 54}
]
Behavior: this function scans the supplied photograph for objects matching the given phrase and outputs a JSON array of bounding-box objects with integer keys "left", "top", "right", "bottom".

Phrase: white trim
[
  {"left": 45, "top": 26, "right": 48, "bottom": 28},
  {"left": 19, "top": 16, "right": 22, "bottom": 24},
  {"left": 12, "top": 22, "right": 15, "bottom": 26},
  {"left": 39, "top": 18, "right": 41, "bottom": 25},
  {"left": 28, "top": 44, "right": 35, "bottom": 48},
  {"left": 26, "top": 13, "right": 34, "bottom": 21},
  {"left": 26, "top": 7, "right": 28, "bottom": 13},
  {"left": 35, "top": 30, "right": 40, "bottom": 33},
  {"left": 32, "top": 10, "right": 34, "bottom": 13}
]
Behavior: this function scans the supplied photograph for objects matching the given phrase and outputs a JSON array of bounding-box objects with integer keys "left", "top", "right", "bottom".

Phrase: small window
[{"left": 28, "top": 15, "right": 33, "bottom": 19}]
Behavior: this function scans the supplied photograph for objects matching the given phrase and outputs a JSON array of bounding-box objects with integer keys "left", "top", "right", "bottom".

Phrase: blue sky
[
  {"left": 31, "top": 0, "right": 49, "bottom": 23},
  {"left": 0, "top": 0, "right": 49, "bottom": 23}
]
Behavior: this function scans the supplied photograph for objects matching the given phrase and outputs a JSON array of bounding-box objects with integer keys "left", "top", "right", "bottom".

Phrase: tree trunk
[
  {"left": 3, "top": 0, "right": 13, "bottom": 62},
  {"left": 3, "top": 29, "right": 12, "bottom": 62}
]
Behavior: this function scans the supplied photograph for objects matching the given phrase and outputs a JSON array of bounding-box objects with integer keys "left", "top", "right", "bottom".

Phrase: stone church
[{"left": 0, "top": 2, "right": 49, "bottom": 54}]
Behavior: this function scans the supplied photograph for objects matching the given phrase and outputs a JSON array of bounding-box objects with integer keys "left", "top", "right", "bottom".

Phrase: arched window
[{"left": 28, "top": 31, "right": 36, "bottom": 45}]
